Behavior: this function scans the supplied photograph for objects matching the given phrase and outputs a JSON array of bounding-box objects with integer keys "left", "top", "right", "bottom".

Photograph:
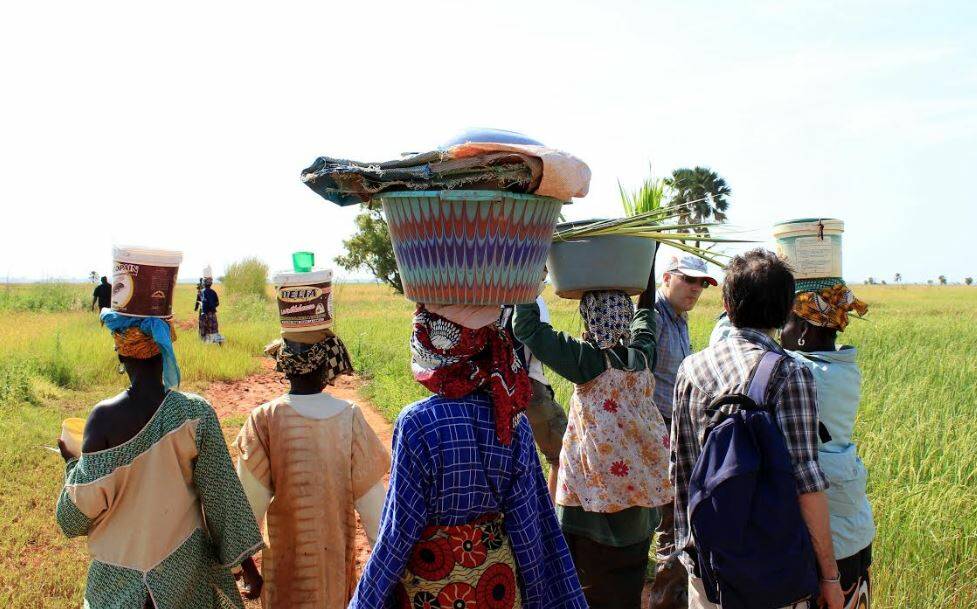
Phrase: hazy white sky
[{"left": 2, "top": 0, "right": 975, "bottom": 284}]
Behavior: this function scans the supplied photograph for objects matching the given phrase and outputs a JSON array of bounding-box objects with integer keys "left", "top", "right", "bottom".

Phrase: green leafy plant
[
  {"left": 620, "top": 165, "right": 668, "bottom": 217},
  {"left": 555, "top": 203, "right": 751, "bottom": 268}
]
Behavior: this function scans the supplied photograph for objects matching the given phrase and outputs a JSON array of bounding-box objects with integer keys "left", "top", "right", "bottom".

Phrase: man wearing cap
[{"left": 652, "top": 254, "right": 716, "bottom": 578}]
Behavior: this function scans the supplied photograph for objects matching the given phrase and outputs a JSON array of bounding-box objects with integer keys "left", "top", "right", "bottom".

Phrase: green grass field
[{"left": 0, "top": 282, "right": 974, "bottom": 608}]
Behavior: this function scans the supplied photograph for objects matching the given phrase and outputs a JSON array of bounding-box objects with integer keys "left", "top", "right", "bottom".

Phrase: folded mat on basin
[{"left": 301, "top": 143, "right": 589, "bottom": 206}]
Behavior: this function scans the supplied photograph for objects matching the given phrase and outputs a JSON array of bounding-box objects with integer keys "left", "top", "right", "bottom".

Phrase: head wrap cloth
[
  {"left": 793, "top": 284, "right": 868, "bottom": 331},
  {"left": 265, "top": 335, "right": 353, "bottom": 383},
  {"left": 100, "top": 310, "right": 181, "bottom": 389},
  {"left": 410, "top": 305, "right": 530, "bottom": 445},
  {"left": 579, "top": 290, "right": 635, "bottom": 349}
]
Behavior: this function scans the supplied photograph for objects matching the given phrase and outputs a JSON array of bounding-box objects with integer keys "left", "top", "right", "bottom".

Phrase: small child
[{"left": 234, "top": 333, "right": 389, "bottom": 609}]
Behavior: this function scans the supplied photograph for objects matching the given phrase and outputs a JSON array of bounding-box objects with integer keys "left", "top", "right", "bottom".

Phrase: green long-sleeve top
[{"left": 512, "top": 301, "right": 661, "bottom": 547}]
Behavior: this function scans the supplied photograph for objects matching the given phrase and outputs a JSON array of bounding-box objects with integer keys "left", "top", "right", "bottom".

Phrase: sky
[{"left": 2, "top": 0, "right": 975, "bottom": 284}]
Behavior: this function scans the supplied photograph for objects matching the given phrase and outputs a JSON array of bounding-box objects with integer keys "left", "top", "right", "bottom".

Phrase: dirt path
[{"left": 202, "top": 360, "right": 393, "bottom": 593}]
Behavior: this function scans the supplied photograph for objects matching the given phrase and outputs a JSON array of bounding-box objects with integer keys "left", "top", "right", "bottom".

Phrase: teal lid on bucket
[
  {"left": 292, "top": 251, "right": 315, "bottom": 273},
  {"left": 776, "top": 217, "right": 842, "bottom": 225},
  {"left": 795, "top": 277, "right": 845, "bottom": 293}
]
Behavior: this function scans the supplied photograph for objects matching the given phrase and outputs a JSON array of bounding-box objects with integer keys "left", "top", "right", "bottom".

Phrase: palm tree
[
  {"left": 88, "top": 271, "right": 98, "bottom": 283},
  {"left": 666, "top": 167, "right": 731, "bottom": 247},
  {"left": 938, "top": 275, "right": 948, "bottom": 285},
  {"left": 894, "top": 273, "right": 902, "bottom": 283}
]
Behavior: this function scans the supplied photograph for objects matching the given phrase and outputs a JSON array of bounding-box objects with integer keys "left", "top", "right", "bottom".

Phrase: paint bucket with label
[
  {"left": 773, "top": 219, "right": 844, "bottom": 280},
  {"left": 273, "top": 269, "right": 334, "bottom": 337},
  {"left": 111, "top": 246, "right": 183, "bottom": 318}
]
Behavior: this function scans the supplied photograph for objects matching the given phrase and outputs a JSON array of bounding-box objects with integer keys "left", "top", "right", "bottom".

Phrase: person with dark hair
[
  {"left": 670, "top": 249, "right": 844, "bottom": 609},
  {"left": 91, "top": 276, "right": 111, "bottom": 311},
  {"left": 781, "top": 283, "right": 874, "bottom": 609}
]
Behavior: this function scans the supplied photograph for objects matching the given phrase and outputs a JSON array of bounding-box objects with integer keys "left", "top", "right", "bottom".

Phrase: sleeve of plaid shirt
[
  {"left": 669, "top": 361, "right": 698, "bottom": 552},
  {"left": 771, "top": 362, "right": 830, "bottom": 494}
]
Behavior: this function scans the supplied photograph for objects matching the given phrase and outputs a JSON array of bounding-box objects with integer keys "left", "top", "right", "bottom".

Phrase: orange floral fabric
[
  {"left": 557, "top": 357, "right": 672, "bottom": 512},
  {"left": 793, "top": 284, "right": 868, "bottom": 331},
  {"left": 112, "top": 321, "right": 176, "bottom": 359},
  {"left": 397, "top": 514, "right": 522, "bottom": 609}
]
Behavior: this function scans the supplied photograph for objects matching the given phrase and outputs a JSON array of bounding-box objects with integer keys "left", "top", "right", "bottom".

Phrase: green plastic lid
[{"left": 292, "top": 251, "right": 315, "bottom": 273}]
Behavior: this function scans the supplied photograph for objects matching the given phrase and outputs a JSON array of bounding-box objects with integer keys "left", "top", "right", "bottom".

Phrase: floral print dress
[{"left": 557, "top": 353, "right": 672, "bottom": 512}]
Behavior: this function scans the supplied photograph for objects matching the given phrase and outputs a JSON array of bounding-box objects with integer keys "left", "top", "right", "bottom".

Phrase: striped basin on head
[{"left": 378, "top": 191, "right": 565, "bottom": 305}]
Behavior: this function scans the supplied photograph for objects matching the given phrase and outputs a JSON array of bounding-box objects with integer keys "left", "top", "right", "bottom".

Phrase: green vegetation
[
  {"left": 0, "top": 283, "right": 86, "bottom": 313},
  {"left": 1, "top": 283, "right": 974, "bottom": 608},
  {"left": 221, "top": 257, "right": 269, "bottom": 299},
  {"left": 619, "top": 166, "right": 667, "bottom": 217},
  {"left": 334, "top": 208, "right": 403, "bottom": 293}
]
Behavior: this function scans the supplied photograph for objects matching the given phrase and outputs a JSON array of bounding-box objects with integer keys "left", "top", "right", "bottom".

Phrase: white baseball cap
[{"left": 664, "top": 254, "right": 718, "bottom": 286}]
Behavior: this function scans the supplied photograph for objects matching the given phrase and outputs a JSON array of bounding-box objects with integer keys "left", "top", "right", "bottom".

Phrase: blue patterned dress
[{"left": 349, "top": 392, "right": 587, "bottom": 609}]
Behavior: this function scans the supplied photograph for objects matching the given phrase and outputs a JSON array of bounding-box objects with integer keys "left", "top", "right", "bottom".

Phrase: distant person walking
[
  {"left": 91, "top": 276, "right": 111, "bottom": 312},
  {"left": 198, "top": 277, "right": 220, "bottom": 341}
]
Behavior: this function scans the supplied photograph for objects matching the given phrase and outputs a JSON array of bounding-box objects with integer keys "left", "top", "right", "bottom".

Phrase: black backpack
[{"left": 688, "top": 351, "right": 821, "bottom": 609}]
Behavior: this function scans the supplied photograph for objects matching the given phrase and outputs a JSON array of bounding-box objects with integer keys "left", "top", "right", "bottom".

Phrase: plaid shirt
[
  {"left": 654, "top": 290, "right": 691, "bottom": 420},
  {"left": 670, "top": 327, "right": 829, "bottom": 565},
  {"left": 349, "top": 393, "right": 586, "bottom": 609}
]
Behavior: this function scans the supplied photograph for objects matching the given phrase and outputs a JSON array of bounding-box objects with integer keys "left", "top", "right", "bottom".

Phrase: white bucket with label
[
  {"left": 273, "top": 269, "right": 334, "bottom": 336},
  {"left": 111, "top": 246, "right": 183, "bottom": 317},
  {"left": 772, "top": 219, "right": 844, "bottom": 279}
]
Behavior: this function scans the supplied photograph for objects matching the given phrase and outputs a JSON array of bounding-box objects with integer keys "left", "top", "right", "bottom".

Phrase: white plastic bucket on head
[
  {"left": 273, "top": 268, "right": 334, "bottom": 334},
  {"left": 111, "top": 246, "right": 183, "bottom": 317},
  {"left": 773, "top": 219, "right": 844, "bottom": 279},
  {"left": 773, "top": 218, "right": 845, "bottom": 279}
]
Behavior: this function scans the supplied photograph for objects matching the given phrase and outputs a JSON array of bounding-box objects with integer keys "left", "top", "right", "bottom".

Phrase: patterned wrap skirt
[
  {"left": 199, "top": 311, "right": 219, "bottom": 338},
  {"left": 396, "top": 513, "right": 522, "bottom": 609}
]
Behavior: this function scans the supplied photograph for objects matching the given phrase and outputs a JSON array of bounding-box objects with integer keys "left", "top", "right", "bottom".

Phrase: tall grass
[
  {"left": 1, "top": 284, "right": 974, "bottom": 608},
  {"left": 221, "top": 257, "right": 269, "bottom": 299},
  {"left": 0, "top": 283, "right": 87, "bottom": 313}
]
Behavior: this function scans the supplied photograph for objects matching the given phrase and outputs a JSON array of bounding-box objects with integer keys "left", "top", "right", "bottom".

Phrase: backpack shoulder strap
[{"left": 747, "top": 351, "right": 784, "bottom": 405}]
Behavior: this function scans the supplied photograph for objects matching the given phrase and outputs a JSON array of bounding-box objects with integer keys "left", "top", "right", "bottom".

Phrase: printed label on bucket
[
  {"left": 111, "top": 261, "right": 178, "bottom": 317},
  {"left": 277, "top": 282, "right": 333, "bottom": 331},
  {"left": 777, "top": 236, "right": 841, "bottom": 279}
]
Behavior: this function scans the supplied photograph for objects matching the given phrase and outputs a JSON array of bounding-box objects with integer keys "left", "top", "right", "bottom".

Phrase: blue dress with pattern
[{"left": 348, "top": 392, "right": 587, "bottom": 609}]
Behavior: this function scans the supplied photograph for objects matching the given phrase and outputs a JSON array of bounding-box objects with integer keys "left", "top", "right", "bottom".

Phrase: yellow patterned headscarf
[
  {"left": 112, "top": 321, "right": 177, "bottom": 359},
  {"left": 793, "top": 284, "right": 868, "bottom": 331}
]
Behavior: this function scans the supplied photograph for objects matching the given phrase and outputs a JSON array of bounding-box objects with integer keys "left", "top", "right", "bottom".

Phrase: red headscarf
[{"left": 410, "top": 305, "right": 530, "bottom": 445}]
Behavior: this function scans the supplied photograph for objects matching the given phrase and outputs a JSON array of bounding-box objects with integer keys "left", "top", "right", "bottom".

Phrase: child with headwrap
[
  {"left": 55, "top": 309, "right": 263, "bottom": 609},
  {"left": 233, "top": 331, "right": 390, "bottom": 609},
  {"left": 350, "top": 303, "right": 588, "bottom": 609},
  {"left": 511, "top": 266, "right": 670, "bottom": 609}
]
